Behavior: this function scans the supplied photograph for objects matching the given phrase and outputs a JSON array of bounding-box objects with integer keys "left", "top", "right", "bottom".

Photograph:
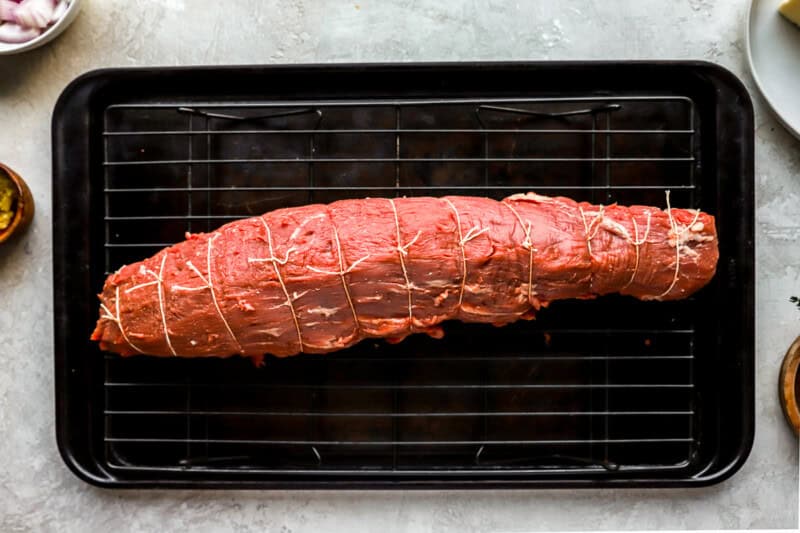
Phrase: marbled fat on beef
[{"left": 91, "top": 193, "right": 719, "bottom": 364}]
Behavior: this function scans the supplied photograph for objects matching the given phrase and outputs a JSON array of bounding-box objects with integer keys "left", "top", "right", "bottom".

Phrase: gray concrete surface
[{"left": 0, "top": 0, "right": 796, "bottom": 531}]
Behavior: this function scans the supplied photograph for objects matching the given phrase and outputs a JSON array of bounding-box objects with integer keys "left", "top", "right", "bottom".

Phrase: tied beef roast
[{"left": 91, "top": 192, "right": 718, "bottom": 364}]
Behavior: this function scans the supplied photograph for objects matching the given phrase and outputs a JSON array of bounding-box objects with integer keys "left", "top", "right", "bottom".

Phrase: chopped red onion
[
  {"left": 50, "top": 0, "right": 65, "bottom": 22},
  {"left": 0, "top": 0, "right": 20, "bottom": 23},
  {"left": 0, "top": 21, "right": 40, "bottom": 43},
  {"left": 14, "top": 0, "right": 56, "bottom": 29},
  {"left": 0, "top": 0, "right": 68, "bottom": 44}
]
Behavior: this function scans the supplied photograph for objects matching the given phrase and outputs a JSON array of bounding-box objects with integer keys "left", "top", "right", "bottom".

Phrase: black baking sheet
[{"left": 52, "top": 62, "right": 754, "bottom": 488}]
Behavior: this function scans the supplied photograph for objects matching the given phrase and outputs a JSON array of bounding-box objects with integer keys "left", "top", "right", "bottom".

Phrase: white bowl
[{"left": 0, "top": 0, "right": 82, "bottom": 56}]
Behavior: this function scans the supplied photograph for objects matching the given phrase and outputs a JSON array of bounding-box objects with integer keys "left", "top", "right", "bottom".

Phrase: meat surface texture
[{"left": 91, "top": 192, "right": 718, "bottom": 363}]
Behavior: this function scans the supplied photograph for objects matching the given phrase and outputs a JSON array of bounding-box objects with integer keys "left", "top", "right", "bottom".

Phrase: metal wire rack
[{"left": 100, "top": 95, "right": 701, "bottom": 477}]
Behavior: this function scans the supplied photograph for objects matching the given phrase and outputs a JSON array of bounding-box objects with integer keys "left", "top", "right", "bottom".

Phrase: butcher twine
[
  {"left": 578, "top": 204, "right": 606, "bottom": 260},
  {"left": 146, "top": 253, "right": 178, "bottom": 356},
  {"left": 99, "top": 286, "right": 146, "bottom": 354},
  {"left": 659, "top": 191, "right": 702, "bottom": 299},
  {"left": 622, "top": 210, "right": 653, "bottom": 290},
  {"left": 502, "top": 200, "right": 536, "bottom": 308},
  {"left": 248, "top": 217, "right": 304, "bottom": 352},
  {"left": 388, "top": 198, "right": 422, "bottom": 328},
  {"left": 306, "top": 209, "right": 371, "bottom": 339},
  {"left": 443, "top": 198, "right": 490, "bottom": 312}
]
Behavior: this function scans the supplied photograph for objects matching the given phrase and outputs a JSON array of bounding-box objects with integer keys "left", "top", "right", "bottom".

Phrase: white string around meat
[
  {"left": 99, "top": 286, "right": 146, "bottom": 354},
  {"left": 443, "top": 198, "right": 490, "bottom": 310},
  {"left": 147, "top": 253, "right": 178, "bottom": 357},
  {"left": 306, "top": 215, "right": 369, "bottom": 335},
  {"left": 503, "top": 200, "right": 536, "bottom": 308},
  {"left": 124, "top": 280, "right": 158, "bottom": 294},
  {"left": 657, "top": 191, "right": 702, "bottom": 299},
  {"left": 620, "top": 210, "right": 653, "bottom": 290},
  {"left": 249, "top": 217, "right": 304, "bottom": 352},
  {"left": 122, "top": 251, "right": 243, "bottom": 356},
  {"left": 176, "top": 233, "right": 244, "bottom": 354},
  {"left": 578, "top": 204, "right": 605, "bottom": 259},
  {"left": 388, "top": 198, "right": 422, "bottom": 327}
]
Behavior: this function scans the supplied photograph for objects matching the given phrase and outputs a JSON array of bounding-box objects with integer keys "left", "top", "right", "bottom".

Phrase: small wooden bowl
[
  {"left": 779, "top": 336, "right": 800, "bottom": 435},
  {"left": 0, "top": 162, "right": 34, "bottom": 244}
]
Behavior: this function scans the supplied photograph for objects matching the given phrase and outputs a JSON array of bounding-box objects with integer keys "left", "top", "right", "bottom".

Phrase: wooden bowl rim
[
  {"left": 779, "top": 335, "right": 800, "bottom": 436},
  {"left": 0, "top": 162, "right": 34, "bottom": 244}
]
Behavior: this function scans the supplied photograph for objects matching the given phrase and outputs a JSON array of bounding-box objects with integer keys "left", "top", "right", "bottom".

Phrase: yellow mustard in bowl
[{"left": 0, "top": 171, "right": 16, "bottom": 231}]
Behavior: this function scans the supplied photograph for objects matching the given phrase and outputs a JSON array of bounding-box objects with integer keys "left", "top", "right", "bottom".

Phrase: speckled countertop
[{"left": 0, "top": 1, "right": 797, "bottom": 531}]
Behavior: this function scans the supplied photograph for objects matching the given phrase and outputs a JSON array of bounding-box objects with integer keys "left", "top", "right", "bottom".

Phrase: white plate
[{"left": 747, "top": 0, "right": 800, "bottom": 138}]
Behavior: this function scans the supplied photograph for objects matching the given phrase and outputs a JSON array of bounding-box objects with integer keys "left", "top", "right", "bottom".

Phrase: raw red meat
[{"left": 91, "top": 192, "right": 718, "bottom": 364}]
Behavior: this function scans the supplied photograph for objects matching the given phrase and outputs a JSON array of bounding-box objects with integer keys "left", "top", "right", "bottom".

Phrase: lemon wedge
[{"left": 780, "top": 0, "right": 800, "bottom": 26}]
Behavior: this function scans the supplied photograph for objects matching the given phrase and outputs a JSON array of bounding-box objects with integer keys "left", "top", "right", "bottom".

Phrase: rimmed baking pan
[{"left": 53, "top": 62, "right": 754, "bottom": 488}]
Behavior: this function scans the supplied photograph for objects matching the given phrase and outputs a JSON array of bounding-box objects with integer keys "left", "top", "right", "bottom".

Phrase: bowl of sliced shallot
[{"left": 0, "top": 0, "right": 80, "bottom": 55}]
